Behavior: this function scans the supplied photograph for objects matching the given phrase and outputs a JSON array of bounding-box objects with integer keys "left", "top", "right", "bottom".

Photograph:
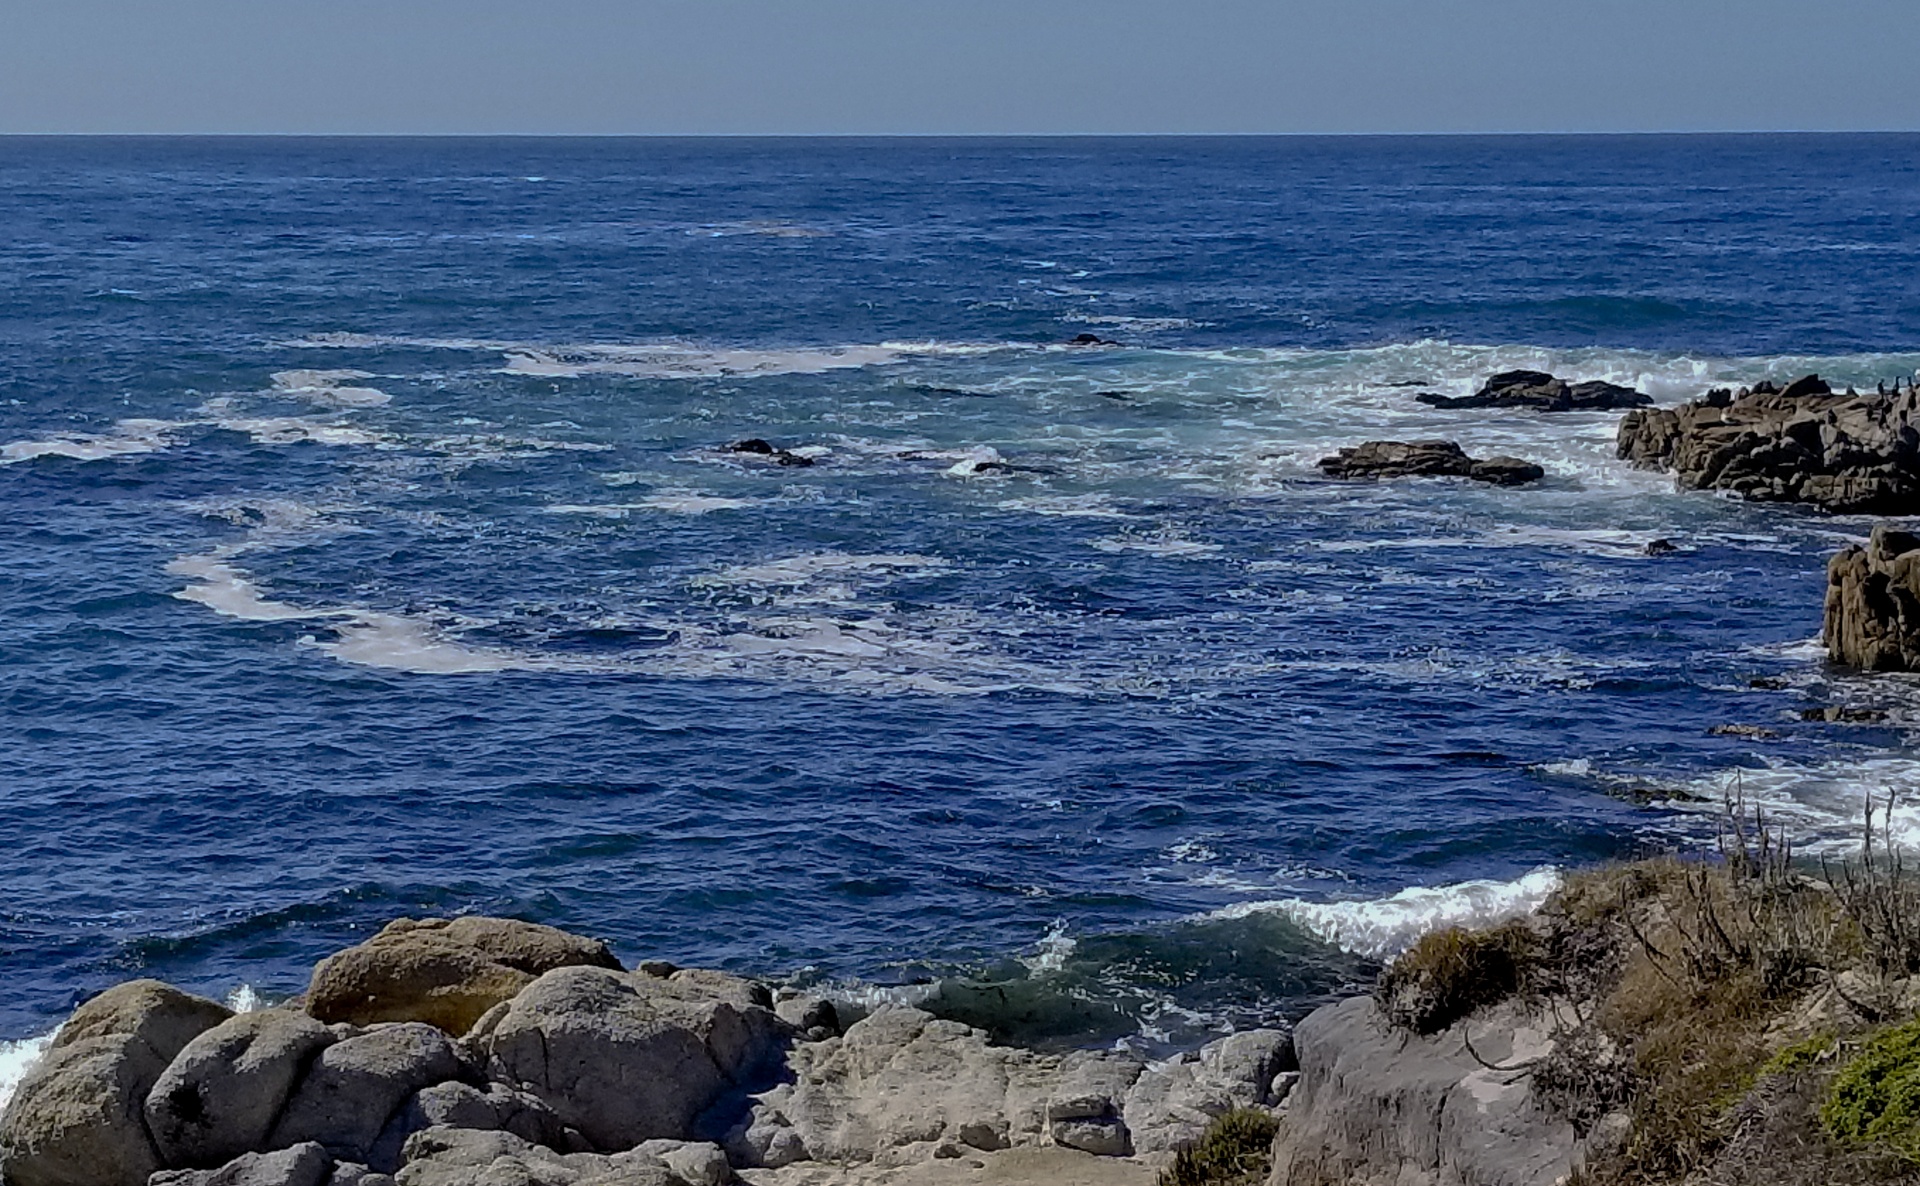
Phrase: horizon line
[{"left": 2, "top": 128, "right": 1917, "bottom": 140}]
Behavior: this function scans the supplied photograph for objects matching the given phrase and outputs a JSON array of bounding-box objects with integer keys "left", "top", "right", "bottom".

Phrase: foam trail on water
[
  {"left": 1208, "top": 866, "right": 1564, "bottom": 959},
  {"left": 0, "top": 419, "right": 181, "bottom": 464}
]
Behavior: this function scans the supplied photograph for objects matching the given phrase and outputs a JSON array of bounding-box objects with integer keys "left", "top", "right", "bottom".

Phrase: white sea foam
[
  {"left": 1092, "top": 533, "right": 1222, "bottom": 558},
  {"left": 997, "top": 494, "right": 1134, "bottom": 519},
  {"left": 1209, "top": 866, "right": 1564, "bottom": 959},
  {"left": 705, "top": 552, "right": 948, "bottom": 588},
  {"left": 0, "top": 418, "right": 181, "bottom": 464},
  {"left": 0, "top": 1030, "right": 56, "bottom": 1117},
  {"left": 269, "top": 369, "right": 391, "bottom": 408}
]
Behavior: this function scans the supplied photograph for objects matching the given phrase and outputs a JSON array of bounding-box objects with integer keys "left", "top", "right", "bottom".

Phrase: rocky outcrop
[
  {"left": 0, "top": 981, "right": 232, "bottom": 1186},
  {"left": 474, "top": 964, "right": 789, "bottom": 1151},
  {"left": 726, "top": 1005, "right": 1291, "bottom": 1169},
  {"left": 0, "top": 920, "right": 1292, "bottom": 1186},
  {"left": 1317, "top": 441, "right": 1544, "bottom": 487},
  {"left": 1618, "top": 375, "right": 1920, "bottom": 512},
  {"left": 1415, "top": 371, "right": 1651, "bottom": 413},
  {"left": 145, "top": 1011, "right": 337, "bottom": 1169},
  {"left": 1824, "top": 526, "right": 1920, "bottom": 671},
  {"left": 306, "top": 917, "right": 622, "bottom": 1034},
  {"left": 1267, "top": 996, "right": 1576, "bottom": 1186}
]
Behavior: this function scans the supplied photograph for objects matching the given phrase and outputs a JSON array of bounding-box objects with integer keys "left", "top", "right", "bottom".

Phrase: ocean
[{"left": 3, "top": 134, "right": 1918, "bottom": 1078}]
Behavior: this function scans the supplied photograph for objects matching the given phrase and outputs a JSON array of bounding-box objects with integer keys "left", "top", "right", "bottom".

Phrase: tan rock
[
  {"left": 0, "top": 981, "right": 230, "bottom": 1186},
  {"left": 305, "top": 918, "right": 621, "bottom": 1034}
]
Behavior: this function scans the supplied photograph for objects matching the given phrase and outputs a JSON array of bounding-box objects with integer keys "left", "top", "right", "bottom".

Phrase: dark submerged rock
[
  {"left": 1619, "top": 375, "right": 1920, "bottom": 512},
  {"left": 1416, "top": 370, "right": 1653, "bottom": 412},
  {"left": 1316, "top": 440, "right": 1544, "bottom": 487}
]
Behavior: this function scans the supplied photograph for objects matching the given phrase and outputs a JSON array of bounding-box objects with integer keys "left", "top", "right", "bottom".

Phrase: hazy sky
[{"left": 3, "top": 0, "right": 1916, "bottom": 135}]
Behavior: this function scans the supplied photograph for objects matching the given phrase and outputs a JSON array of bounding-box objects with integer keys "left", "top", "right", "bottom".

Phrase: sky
[{"left": 1, "top": 0, "right": 1916, "bottom": 135}]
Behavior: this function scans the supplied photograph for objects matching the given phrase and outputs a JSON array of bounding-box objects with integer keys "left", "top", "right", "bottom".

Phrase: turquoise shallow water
[{"left": 3, "top": 135, "right": 1919, "bottom": 1056}]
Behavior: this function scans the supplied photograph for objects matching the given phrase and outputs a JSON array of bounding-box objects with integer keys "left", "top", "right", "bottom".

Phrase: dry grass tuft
[
  {"left": 1156, "top": 1108, "right": 1280, "bottom": 1186},
  {"left": 1374, "top": 919, "right": 1540, "bottom": 1035}
]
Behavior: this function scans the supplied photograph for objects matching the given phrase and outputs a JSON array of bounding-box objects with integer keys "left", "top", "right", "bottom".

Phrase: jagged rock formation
[
  {"left": 1415, "top": 370, "right": 1652, "bottom": 412},
  {"left": 1618, "top": 375, "right": 1920, "bottom": 512},
  {"left": 0, "top": 918, "right": 1294, "bottom": 1186},
  {"left": 1266, "top": 996, "right": 1578, "bottom": 1186},
  {"left": 1317, "top": 440, "right": 1545, "bottom": 486},
  {"left": 1825, "top": 526, "right": 1920, "bottom": 671}
]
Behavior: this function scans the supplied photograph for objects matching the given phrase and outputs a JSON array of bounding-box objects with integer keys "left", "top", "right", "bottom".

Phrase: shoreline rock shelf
[
  {"left": 1619, "top": 374, "right": 1920, "bottom": 512},
  {"left": 0, "top": 918, "right": 1296, "bottom": 1186},
  {"left": 1317, "top": 440, "right": 1545, "bottom": 487}
]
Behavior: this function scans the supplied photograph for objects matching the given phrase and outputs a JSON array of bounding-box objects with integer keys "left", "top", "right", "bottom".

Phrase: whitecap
[
  {"left": 0, "top": 1029, "right": 57, "bottom": 1116},
  {"left": 1208, "top": 866, "right": 1563, "bottom": 959}
]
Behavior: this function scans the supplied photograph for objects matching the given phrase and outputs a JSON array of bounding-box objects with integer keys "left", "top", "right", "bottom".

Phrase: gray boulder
[
  {"left": 1619, "top": 375, "right": 1920, "bottom": 511},
  {"left": 1124, "top": 1029, "right": 1294, "bottom": 1154},
  {"left": 1267, "top": 995, "right": 1573, "bottom": 1186},
  {"left": 147, "top": 1142, "right": 333, "bottom": 1186},
  {"left": 390, "top": 1127, "right": 691, "bottom": 1186},
  {"left": 476, "top": 966, "right": 788, "bottom": 1151},
  {"left": 1825, "top": 526, "right": 1920, "bottom": 671},
  {"left": 726, "top": 1005, "right": 1060, "bottom": 1167},
  {"left": 268, "top": 1023, "right": 463, "bottom": 1160},
  {"left": 145, "top": 1010, "right": 336, "bottom": 1168},
  {"left": 0, "top": 980, "right": 231, "bottom": 1186},
  {"left": 1045, "top": 1052, "right": 1142, "bottom": 1157},
  {"left": 365, "top": 1081, "right": 572, "bottom": 1173}
]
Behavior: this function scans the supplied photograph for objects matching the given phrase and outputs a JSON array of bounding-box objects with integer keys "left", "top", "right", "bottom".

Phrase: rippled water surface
[{"left": 4, "top": 135, "right": 1920, "bottom": 1050}]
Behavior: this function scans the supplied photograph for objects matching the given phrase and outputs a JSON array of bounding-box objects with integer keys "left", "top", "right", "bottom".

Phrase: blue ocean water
[{"left": 3, "top": 135, "right": 1920, "bottom": 1056}]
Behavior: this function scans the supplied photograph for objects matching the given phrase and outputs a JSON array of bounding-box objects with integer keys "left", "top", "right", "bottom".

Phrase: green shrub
[
  {"left": 1157, "top": 1108, "right": 1281, "bottom": 1186},
  {"left": 1376, "top": 920, "right": 1539, "bottom": 1035},
  {"left": 1823, "top": 1019, "right": 1920, "bottom": 1159}
]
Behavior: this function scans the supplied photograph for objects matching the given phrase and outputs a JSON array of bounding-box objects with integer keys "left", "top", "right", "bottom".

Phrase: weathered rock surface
[
  {"left": 267, "top": 1024, "right": 464, "bottom": 1160},
  {"left": 1317, "top": 440, "right": 1544, "bottom": 486},
  {"left": 148, "top": 1141, "right": 334, "bottom": 1186},
  {"left": 1618, "top": 375, "right": 1920, "bottom": 511},
  {"left": 367, "top": 1081, "right": 572, "bottom": 1172},
  {"left": 727, "top": 1005, "right": 1288, "bottom": 1169},
  {"left": 1416, "top": 370, "right": 1651, "bottom": 412},
  {"left": 0, "top": 981, "right": 231, "bottom": 1186},
  {"left": 306, "top": 917, "right": 622, "bottom": 1034},
  {"left": 146, "top": 1011, "right": 337, "bottom": 1169},
  {"left": 477, "top": 965, "right": 788, "bottom": 1151},
  {"left": 1824, "top": 525, "right": 1920, "bottom": 671},
  {"left": 391, "top": 1127, "right": 708, "bottom": 1186},
  {"left": 1266, "top": 995, "right": 1574, "bottom": 1186}
]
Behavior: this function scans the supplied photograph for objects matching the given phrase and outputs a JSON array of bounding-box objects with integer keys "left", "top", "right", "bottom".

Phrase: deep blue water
[{"left": 3, "top": 135, "right": 1920, "bottom": 1051}]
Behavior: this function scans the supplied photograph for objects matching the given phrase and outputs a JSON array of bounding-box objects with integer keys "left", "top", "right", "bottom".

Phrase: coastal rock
[
  {"left": 267, "top": 1024, "right": 464, "bottom": 1160},
  {"left": 1316, "top": 440, "right": 1544, "bottom": 486},
  {"left": 476, "top": 965, "right": 788, "bottom": 1151},
  {"left": 1618, "top": 375, "right": 1920, "bottom": 512},
  {"left": 1824, "top": 526, "right": 1920, "bottom": 671},
  {"left": 1415, "top": 371, "right": 1651, "bottom": 413},
  {"left": 725, "top": 439, "right": 814, "bottom": 467},
  {"left": 1045, "top": 1052, "right": 1143, "bottom": 1157},
  {"left": 305, "top": 917, "right": 621, "bottom": 1035},
  {"left": 0, "top": 981, "right": 231, "bottom": 1186},
  {"left": 728, "top": 1005, "right": 1058, "bottom": 1166},
  {"left": 148, "top": 1142, "right": 333, "bottom": 1186},
  {"left": 1120, "top": 1030, "right": 1291, "bottom": 1154},
  {"left": 145, "top": 1010, "right": 337, "bottom": 1169},
  {"left": 390, "top": 1127, "right": 700, "bottom": 1186},
  {"left": 367, "top": 1081, "right": 571, "bottom": 1172},
  {"left": 1266, "top": 995, "right": 1574, "bottom": 1186}
]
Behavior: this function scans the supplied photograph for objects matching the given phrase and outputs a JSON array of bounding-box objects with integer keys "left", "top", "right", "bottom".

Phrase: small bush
[
  {"left": 1823, "top": 1019, "right": 1920, "bottom": 1160},
  {"left": 1376, "top": 919, "right": 1538, "bottom": 1035},
  {"left": 1157, "top": 1108, "right": 1281, "bottom": 1186}
]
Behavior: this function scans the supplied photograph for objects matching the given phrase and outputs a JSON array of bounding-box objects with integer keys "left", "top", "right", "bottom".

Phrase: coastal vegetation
[{"left": 1370, "top": 794, "right": 1920, "bottom": 1184}]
